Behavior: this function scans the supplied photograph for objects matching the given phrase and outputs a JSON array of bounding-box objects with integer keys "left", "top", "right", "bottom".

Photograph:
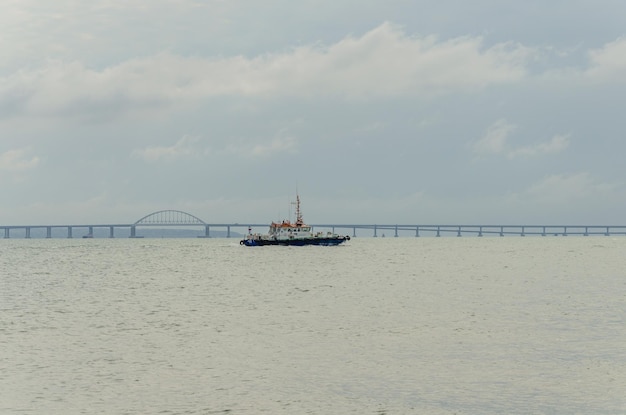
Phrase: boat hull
[{"left": 241, "top": 236, "right": 349, "bottom": 246}]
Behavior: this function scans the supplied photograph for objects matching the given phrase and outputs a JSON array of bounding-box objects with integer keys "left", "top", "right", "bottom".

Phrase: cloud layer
[{"left": 1, "top": 3, "right": 626, "bottom": 225}]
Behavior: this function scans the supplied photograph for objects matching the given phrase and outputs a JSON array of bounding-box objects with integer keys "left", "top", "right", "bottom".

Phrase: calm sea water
[{"left": 1, "top": 237, "right": 624, "bottom": 414}]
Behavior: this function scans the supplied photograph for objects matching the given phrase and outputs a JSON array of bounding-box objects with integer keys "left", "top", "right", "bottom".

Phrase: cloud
[
  {"left": 508, "top": 134, "right": 570, "bottom": 158},
  {"left": 132, "top": 130, "right": 297, "bottom": 163},
  {"left": 505, "top": 172, "right": 623, "bottom": 222},
  {"left": 264, "top": 22, "right": 530, "bottom": 98},
  {"left": 0, "top": 147, "right": 40, "bottom": 172},
  {"left": 251, "top": 135, "right": 297, "bottom": 158},
  {"left": 0, "top": 60, "right": 174, "bottom": 120},
  {"left": 473, "top": 121, "right": 570, "bottom": 159},
  {"left": 524, "top": 172, "right": 616, "bottom": 202},
  {"left": 224, "top": 132, "right": 298, "bottom": 159},
  {"left": 0, "top": 23, "right": 532, "bottom": 120},
  {"left": 585, "top": 37, "right": 626, "bottom": 83},
  {"left": 472, "top": 119, "right": 516, "bottom": 155},
  {"left": 133, "top": 135, "right": 204, "bottom": 162}
]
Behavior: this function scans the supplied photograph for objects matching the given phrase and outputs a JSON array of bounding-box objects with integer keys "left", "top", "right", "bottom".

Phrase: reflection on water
[{"left": 1, "top": 238, "right": 625, "bottom": 414}]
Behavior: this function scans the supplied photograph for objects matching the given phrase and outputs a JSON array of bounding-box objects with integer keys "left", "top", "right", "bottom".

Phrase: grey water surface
[{"left": 1, "top": 237, "right": 624, "bottom": 414}]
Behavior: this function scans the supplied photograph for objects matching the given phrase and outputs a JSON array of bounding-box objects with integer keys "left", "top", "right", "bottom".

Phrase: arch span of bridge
[
  {"left": 129, "top": 210, "right": 263, "bottom": 238},
  {"left": 131, "top": 210, "right": 211, "bottom": 237},
  {"left": 134, "top": 210, "right": 206, "bottom": 226}
]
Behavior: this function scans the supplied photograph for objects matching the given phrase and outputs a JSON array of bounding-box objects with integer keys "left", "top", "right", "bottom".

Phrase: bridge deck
[{"left": 2, "top": 223, "right": 625, "bottom": 238}]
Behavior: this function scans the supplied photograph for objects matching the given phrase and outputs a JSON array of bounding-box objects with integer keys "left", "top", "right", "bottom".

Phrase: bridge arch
[{"left": 134, "top": 210, "right": 206, "bottom": 226}]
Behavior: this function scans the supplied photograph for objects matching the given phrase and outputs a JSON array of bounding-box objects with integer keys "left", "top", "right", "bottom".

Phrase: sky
[{"left": 1, "top": 0, "right": 626, "bottom": 226}]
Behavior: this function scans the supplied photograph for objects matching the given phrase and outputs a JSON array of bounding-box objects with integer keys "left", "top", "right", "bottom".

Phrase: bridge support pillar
[
  {"left": 46, "top": 227, "right": 52, "bottom": 238},
  {"left": 205, "top": 225, "right": 210, "bottom": 238},
  {"left": 415, "top": 227, "right": 420, "bottom": 237},
  {"left": 478, "top": 227, "right": 483, "bottom": 237},
  {"left": 542, "top": 226, "right": 546, "bottom": 236},
  {"left": 500, "top": 226, "right": 504, "bottom": 237},
  {"left": 353, "top": 227, "right": 356, "bottom": 237},
  {"left": 373, "top": 225, "right": 377, "bottom": 237},
  {"left": 227, "top": 226, "right": 231, "bottom": 238},
  {"left": 457, "top": 226, "right": 462, "bottom": 237},
  {"left": 436, "top": 226, "right": 441, "bottom": 237},
  {"left": 605, "top": 227, "right": 610, "bottom": 236},
  {"left": 584, "top": 227, "right": 588, "bottom": 236},
  {"left": 25, "top": 227, "right": 31, "bottom": 238},
  {"left": 563, "top": 227, "right": 568, "bottom": 236},
  {"left": 4, "top": 228, "right": 9, "bottom": 239},
  {"left": 521, "top": 227, "right": 525, "bottom": 237},
  {"left": 395, "top": 225, "right": 398, "bottom": 237},
  {"left": 109, "top": 226, "right": 115, "bottom": 238},
  {"left": 67, "top": 226, "right": 73, "bottom": 238},
  {"left": 130, "top": 226, "right": 136, "bottom": 238}
]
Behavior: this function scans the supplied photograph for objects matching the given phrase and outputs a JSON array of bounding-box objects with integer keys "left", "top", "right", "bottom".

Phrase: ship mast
[{"left": 295, "top": 194, "right": 304, "bottom": 225}]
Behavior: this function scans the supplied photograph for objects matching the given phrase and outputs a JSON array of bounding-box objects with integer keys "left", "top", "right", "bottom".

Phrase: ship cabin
[{"left": 268, "top": 220, "right": 313, "bottom": 238}]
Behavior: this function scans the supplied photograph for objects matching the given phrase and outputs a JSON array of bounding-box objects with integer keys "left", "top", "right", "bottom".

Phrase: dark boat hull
[{"left": 241, "top": 236, "right": 350, "bottom": 246}]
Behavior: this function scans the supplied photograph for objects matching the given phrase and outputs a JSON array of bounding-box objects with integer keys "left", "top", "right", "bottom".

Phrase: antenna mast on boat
[{"left": 295, "top": 194, "right": 303, "bottom": 225}]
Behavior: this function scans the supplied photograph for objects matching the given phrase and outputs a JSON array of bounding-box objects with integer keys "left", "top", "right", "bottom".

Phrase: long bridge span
[{"left": 1, "top": 210, "right": 626, "bottom": 238}]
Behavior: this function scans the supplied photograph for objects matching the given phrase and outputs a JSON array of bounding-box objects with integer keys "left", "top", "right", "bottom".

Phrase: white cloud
[
  {"left": 0, "top": 23, "right": 532, "bottom": 120},
  {"left": 473, "top": 121, "right": 570, "bottom": 159},
  {"left": 225, "top": 133, "right": 298, "bottom": 159},
  {"left": 266, "top": 23, "right": 530, "bottom": 98},
  {"left": 508, "top": 134, "right": 570, "bottom": 158},
  {"left": 251, "top": 135, "right": 297, "bottom": 158},
  {"left": 473, "top": 119, "right": 516, "bottom": 155},
  {"left": 453, "top": 172, "right": 626, "bottom": 224},
  {"left": 133, "top": 135, "right": 204, "bottom": 162},
  {"left": 133, "top": 129, "right": 298, "bottom": 162},
  {"left": 0, "top": 147, "right": 40, "bottom": 171},
  {"left": 521, "top": 172, "right": 616, "bottom": 204},
  {"left": 585, "top": 37, "right": 626, "bottom": 83}
]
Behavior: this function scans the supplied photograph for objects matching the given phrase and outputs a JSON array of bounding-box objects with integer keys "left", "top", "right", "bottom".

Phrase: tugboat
[{"left": 240, "top": 195, "right": 350, "bottom": 246}]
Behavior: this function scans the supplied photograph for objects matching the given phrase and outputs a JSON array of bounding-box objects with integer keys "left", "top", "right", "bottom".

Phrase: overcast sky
[{"left": 1, "top": 0, "right": 626, "bottom": 226}]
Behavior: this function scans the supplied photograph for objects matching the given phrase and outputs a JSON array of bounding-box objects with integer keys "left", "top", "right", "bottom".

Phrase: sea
[{"left": 1, "top": 237, "right": 624, "bottom": 415}]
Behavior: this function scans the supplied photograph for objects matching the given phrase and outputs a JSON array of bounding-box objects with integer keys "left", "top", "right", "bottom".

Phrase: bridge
[
  {"left": 1, "top": 210, "right": 626, "bottom": 238},
  {"left": 325, "top": 224, "right": 626, "bottom": 237}
]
